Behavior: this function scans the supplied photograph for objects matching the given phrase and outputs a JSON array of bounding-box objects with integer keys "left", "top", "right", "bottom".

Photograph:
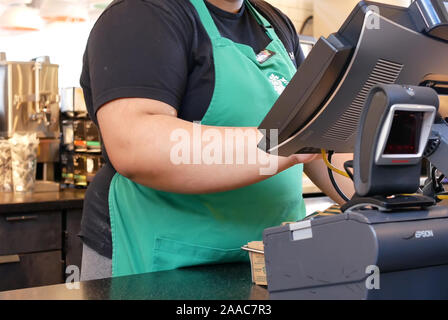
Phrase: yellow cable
[{"left": 321, "top": 149, "right": 350, "bottom": 179}]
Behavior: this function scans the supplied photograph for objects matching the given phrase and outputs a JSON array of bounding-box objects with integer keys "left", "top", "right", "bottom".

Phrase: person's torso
[
  {"left": 80, "top": 0, "right": 302, "bottom": 259},
  {"left": 108, "top": 0, "right": 303, "bottom": 276}
]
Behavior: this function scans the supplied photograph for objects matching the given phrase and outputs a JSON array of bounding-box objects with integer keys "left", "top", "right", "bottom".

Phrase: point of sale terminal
[{"left": 258, "top": 0, "right": 448, "bottom": 299}]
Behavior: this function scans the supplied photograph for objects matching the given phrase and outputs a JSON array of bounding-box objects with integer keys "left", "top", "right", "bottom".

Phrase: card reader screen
[{"left": 384, "top": 111, "right": 424, "bottom": 155}]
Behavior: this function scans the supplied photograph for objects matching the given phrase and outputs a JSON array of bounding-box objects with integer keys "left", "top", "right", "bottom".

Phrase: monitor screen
[{"left": 383, "top": 111, "right": 424, "bottom": 155}]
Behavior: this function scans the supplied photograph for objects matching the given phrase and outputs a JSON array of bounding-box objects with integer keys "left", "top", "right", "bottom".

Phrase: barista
[{"left": 79, "top": 0, "right": 353, "bottom": 280}]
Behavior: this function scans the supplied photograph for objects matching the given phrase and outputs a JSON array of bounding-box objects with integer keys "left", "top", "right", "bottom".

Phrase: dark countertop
[
  {"left": 0, "top": 262, "right": 269, "bottom": 300},
  {"left": 0, "top": 189, "right": 85, "bottom": 213}
]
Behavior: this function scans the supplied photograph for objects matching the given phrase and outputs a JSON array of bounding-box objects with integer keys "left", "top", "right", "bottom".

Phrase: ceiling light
[{"left": 0, "top": 4, "right": 42, "bottom": 31}]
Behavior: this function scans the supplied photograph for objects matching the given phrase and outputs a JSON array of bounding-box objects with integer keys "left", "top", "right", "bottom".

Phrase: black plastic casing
[
  {"left": 353, "top": 84, "right": 439, "bottom": 197},
  {"left": 258, "top": 1, "right": 448, "bottom": 156},
  {"left": 263, "top": 206, "right": 448, "bottom": 300},
  {"left": 409, "top": 0, "right": 448, "bottom": 42}
]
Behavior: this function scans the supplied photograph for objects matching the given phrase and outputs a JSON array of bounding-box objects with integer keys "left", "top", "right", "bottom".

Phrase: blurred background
[{"left": 0, "top": 0, "right": 412, "bottom": 88}]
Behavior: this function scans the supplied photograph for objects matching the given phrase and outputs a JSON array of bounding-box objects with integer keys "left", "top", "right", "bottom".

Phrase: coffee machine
[{"left": 0, "top": 53, "right": 60, "bottom": 192}]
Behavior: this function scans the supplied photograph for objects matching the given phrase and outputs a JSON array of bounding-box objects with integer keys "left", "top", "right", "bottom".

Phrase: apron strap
[
  {"left": 190, "top": 0, "right": 221, "bottom": 40},
  {"left": 244, "top": 0, "right": 271, "bottom": 29},
  {"left": 190, "top": 0, "right": 278, "bottom": 42},
  {"left": 245, "top": 1, "right": 279, "bottom": 42}
]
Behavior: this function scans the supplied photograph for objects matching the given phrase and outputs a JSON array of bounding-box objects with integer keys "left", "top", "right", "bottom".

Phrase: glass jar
[
  {"left": 0, "top": 139, "right": 13, "bottom": 192},
  {"left": 9, "top": 133, "right": 39, "bottom": 193}
]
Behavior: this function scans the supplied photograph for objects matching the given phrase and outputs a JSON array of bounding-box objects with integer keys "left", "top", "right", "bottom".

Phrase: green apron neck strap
[
  {"left": 244, "top": 0, "right": 271, "bottom": 29},
  {"left": 190, "top": 0, "right": 221, "bottom": 40},
  {"left": 190, "top": 0, "right": 275, "bottom": 41},
  {"left": 245, "top": 0, "right": 279, "bottom": 41}
]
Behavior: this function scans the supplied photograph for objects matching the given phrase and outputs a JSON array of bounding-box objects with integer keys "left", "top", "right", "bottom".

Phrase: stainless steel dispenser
[{"left": 0, "top": 53, "right": 60, "bottom": 191}]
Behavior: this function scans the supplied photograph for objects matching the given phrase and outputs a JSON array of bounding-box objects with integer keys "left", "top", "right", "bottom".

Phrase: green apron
[{"left": 108, "top": 0, "right": 305, "bottom": 277}]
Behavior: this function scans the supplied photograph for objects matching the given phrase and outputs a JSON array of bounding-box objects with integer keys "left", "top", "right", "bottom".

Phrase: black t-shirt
[{"left": 80, "top": 0, "right": 304, "bottom": 258}]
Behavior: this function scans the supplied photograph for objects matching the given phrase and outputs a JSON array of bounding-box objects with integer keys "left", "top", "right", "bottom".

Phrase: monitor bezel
[{"left": 375, "top": 104, "right": 436, "bottom": 165}]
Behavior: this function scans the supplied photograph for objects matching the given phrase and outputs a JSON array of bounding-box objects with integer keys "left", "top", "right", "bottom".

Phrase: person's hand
[{"left": 289, "top": 153, "right": 321, "bottom": 165}]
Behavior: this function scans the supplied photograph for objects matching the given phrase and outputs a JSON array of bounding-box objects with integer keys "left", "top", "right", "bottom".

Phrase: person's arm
[
  {"left": 304, "top": 154, "right": 355, "bottom": 205},
  {"left": 98, "top": 98, "right": 317, "bottom": 194}
]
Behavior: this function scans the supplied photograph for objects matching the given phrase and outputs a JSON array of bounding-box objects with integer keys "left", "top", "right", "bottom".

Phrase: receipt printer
[{"left": 263, "top": 207, "right": 448, "bottom": 299}]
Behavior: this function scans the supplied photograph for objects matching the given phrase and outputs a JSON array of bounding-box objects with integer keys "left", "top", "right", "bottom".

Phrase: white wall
[
  {"left": 0, "top": 21, "right": 93, "bottom": 88},
  {"left": 313, "top": 0, "right": 412, "bottom": 39},
  {"left": 266, "top": 0, "right": 313, "bottom": 33}
]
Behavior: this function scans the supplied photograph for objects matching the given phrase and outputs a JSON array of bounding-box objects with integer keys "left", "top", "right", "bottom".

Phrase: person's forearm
[
  {"left": 304, "top": 154, "right": 355, "bottom": 205},
  {"left": 105, "top": 114, "right": 301, "bottom": 194}
]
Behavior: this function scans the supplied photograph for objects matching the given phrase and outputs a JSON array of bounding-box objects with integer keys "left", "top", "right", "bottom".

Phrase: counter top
[
  {"left": 0, "top": 189, "right": 85, "bottom": 213},
  {"left": 0, "top": 262, "right": 268, "bottom": 300}
]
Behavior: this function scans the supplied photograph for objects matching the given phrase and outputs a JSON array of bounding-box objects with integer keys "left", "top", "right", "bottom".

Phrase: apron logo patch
[
  {"left": 256, "top": 49, "right": 276, "bottom": 64},
  {"left": 268, "top": 73, "right": 289, "bottom": 95}
]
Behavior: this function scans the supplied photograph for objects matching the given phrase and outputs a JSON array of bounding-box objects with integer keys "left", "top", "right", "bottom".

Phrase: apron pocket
[{"left": 152, "top": 236, "right": 247, "bottom": 272}]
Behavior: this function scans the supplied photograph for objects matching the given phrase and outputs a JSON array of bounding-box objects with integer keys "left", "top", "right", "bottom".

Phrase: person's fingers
[{"left": 290, "top": 153, "right": 319, "bottom": 164}]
